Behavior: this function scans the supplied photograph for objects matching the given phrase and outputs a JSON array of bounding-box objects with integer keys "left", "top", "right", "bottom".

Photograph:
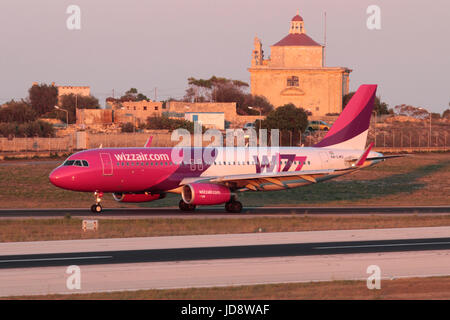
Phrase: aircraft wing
[
  {"left": 365, "top": 155, "right": 405, "bottom": 161},
  {"left": 180, "top": 168, "right": 347, "bottom": 191},
  {"left": 210, "top": 169, "right": 334, "bottom": 183}
]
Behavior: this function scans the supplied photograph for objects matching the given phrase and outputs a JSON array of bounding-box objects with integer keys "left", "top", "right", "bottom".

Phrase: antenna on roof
[{"left": 323, "top": 11, "right": 327, "bottom": 67}]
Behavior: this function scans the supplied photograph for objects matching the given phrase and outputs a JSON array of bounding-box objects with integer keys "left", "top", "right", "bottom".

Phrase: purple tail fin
[{"left": 314, "top": 84, "right": 377, "bottom": 150}]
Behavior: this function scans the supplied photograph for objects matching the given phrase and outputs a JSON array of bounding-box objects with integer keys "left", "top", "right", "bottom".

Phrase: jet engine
[
  {"left": 181, "top": 183, "right": 231, "bottom": 205},
  {"left": 112, "top": 193, "right": 165, "bottom": 203}
]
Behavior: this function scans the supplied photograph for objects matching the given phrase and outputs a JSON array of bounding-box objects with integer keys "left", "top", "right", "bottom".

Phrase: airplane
[{"left": 49, "top": 84, "right": 401, "bottom": 213}]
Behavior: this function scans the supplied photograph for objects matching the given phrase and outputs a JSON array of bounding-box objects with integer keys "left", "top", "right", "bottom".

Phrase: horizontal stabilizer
[{"left": 366, "top": 155, "right": 405, "bottom": 161}]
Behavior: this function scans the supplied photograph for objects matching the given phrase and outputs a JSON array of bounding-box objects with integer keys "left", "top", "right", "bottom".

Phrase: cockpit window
[{"left": 63, "top": 159, "right": 89, "bottom": 167}]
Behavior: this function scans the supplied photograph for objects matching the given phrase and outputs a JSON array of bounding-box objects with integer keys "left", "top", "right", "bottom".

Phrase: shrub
[
  {"left": 0, "top": 120, "right": 55, "bottom": 137},
  {"left": 120, "top": 122, "right": 135, "bottom": 133},
  {"left": 146, "top": 116, "right": 203, "bottom": 133}
]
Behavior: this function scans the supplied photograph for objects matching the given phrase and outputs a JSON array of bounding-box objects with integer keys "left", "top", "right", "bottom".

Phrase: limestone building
[
  {"left": 248, "top": 12, "right": 351, "bottom": 116},
  {"left": 57, "top": 85, "right": 90, "bottom": 98},
  {"left": 106, "top": 99, "right": 163, "bottom": 125}
]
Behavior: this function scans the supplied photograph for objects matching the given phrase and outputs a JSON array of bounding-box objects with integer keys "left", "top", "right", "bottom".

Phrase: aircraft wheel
[
  {"left": 179, "top": 200, "right": 196, "bottom": 212},
  {"left": 91, "top": 204, "right": 102, "bottom": 213},
  {"left": 225, "top": 201, "right": 242, "bottom": 213}
]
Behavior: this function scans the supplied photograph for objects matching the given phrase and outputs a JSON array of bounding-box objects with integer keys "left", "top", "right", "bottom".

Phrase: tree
[
  {"left": 120, "top": 88, "right": 149, "bottom": 102},
  {"left": 183, "top": 76, "right": 273, "bottom": 115},
  {"left": 0, "top": 100, "right": 37, "bottom": 123},
  {"left": 56, "top": 94, "right": 100, "bottom": 124},
  {"left": 28, "top": 83, "right": 58, "bottom": 116},
  {"left": 184, "top": 76, "right": 249, "bottom": 103},
  {"left": 260, "top": 103, "right": 308, "bottom": 132},
  {"left": 442, "top": 109, "right": 450, "bottom": 120},
  {"left": 244, "top": 95, "right": 273, "bottom": 115},
  {"left": 259, "top": 103, "right": 308, "bottom": 146},
  {"left": 343, "top": 92, "right": 390, "bottom": 115},
  {"left": 394, "top": 104, "right": 430, "bottom": 119}
]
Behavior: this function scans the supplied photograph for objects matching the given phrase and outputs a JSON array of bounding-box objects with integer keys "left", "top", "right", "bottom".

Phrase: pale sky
[{"left": 0, "top": 0, "right": 449, "bottom": 113}]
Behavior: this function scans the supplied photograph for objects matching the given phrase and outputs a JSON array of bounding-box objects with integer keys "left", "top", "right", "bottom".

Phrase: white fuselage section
[{"left": 196, "top": 147, "right": 381, "bottom": 177}]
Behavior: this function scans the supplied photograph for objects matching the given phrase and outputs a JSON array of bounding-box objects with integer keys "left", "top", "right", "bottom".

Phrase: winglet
[
  {"left": 355, "top": 142, "right": 374, "bottom": 167},
  {"left": 144, "top": 136, "right": 153, "bottom": 148}
]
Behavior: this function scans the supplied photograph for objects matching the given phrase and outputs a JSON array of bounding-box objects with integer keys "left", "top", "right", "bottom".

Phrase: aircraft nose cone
[
  {"left": 49, "top": 169, "right": 60, "bottom": 187},
  {"left": 49, "top": 167, "right": 74, "bottom": 189}
]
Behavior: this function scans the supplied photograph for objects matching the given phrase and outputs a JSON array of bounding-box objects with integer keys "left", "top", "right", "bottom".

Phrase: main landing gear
[
  {"left": 225, "top": 196, "right": 243, "bottom": 213},
  {"left": 178, "top": 198, "right": 243, "bottom": 213},
  {"left": 179, "top": 199, "right": 196, "bottom": 212},
  {"left": 90, "top": 191, "right": 103, "bottom": 213}
]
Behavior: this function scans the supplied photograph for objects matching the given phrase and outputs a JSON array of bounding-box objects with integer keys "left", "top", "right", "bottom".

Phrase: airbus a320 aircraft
[{"left": 49, "top": 84, "right": 399, "bottom": 213}]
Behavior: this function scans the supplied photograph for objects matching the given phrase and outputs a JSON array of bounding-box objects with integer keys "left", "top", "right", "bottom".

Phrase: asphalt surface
[
  {"left": 0, "top": 206, "right": 449, "bottom": 218},
  {"left": 1, "top": 237, "right": 450, "bottom": 269}
]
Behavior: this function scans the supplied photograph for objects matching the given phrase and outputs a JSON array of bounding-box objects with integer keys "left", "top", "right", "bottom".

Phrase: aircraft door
[
  {"left": 100, "top": 153, "right": 113, "bottom": 176},
  {"left": 319, "top": 152, "right": 329, "bottom": 169}
]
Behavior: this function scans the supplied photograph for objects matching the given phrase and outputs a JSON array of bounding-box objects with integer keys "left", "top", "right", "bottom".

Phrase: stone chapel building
[{"left": 248, "top": 11, "right": 351, "bottom": 116}]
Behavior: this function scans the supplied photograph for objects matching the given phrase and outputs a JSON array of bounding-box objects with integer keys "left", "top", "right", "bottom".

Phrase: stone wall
[
  {"left": 76, "top": 109, "right": 113, "bottom": 125},
  {"left": 249, "top": 67, "right": 348, "bottom": 116},
  {"left": 270, "top": 46, "right": 323, "bottom": 68},
  {"left": 166, "top": 102, "right": 237, "bottom": 121}
]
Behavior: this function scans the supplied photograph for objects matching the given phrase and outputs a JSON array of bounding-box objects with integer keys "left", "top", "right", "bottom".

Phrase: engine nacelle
[
  {"left": 112, "top": 193, "right": 165, "bottom": 203},
  {"left": 182, "top": 183, "right": 231, "bottom": 205}
]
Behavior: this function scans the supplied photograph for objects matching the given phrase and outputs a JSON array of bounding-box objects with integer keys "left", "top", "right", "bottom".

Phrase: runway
[
  {"left": 1, "top": 237, "right": 450, "bottom": 269},
  {"left": 0, "top": 205, "right": 449, "bottom": 219},
  {"left": 1, "top": 227, "right": 450, "bottom": 297}
]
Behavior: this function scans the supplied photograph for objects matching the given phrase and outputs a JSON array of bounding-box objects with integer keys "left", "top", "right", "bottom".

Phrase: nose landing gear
[{"left": 90, "top": 192, "right": 103, "bottom": 213}]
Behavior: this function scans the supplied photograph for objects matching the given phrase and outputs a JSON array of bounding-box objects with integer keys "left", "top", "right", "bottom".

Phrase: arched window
[{"left": 287, "top": 76, "right": 299, "bottom": 87}]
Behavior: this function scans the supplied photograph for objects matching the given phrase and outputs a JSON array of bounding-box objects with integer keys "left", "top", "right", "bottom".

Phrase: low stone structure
[
  {"left": 164, "top": 101, "right": 263, "bottom": 128},
  {"left": 76, "top": 109, "right": 113, "bottom": 126},
  {"left": 106, "top": 100, "right": 163, "bottom": 125}
]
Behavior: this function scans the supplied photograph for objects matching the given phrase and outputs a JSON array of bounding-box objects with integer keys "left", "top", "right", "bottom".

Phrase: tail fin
[{"left": 314, "top": 84, "right": 377, "bottom": 150}]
